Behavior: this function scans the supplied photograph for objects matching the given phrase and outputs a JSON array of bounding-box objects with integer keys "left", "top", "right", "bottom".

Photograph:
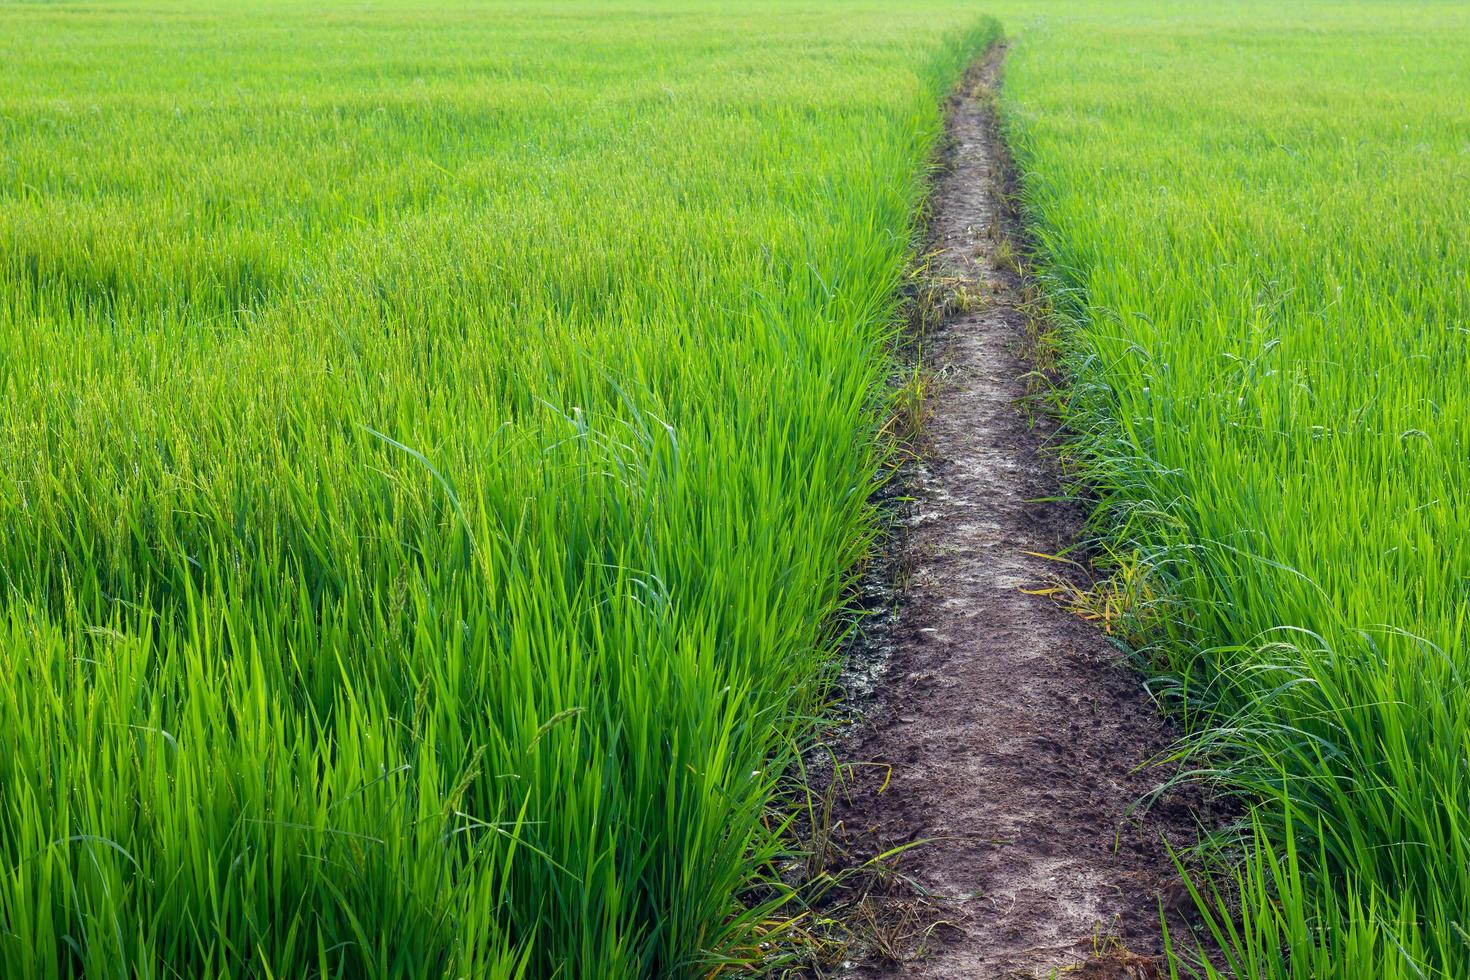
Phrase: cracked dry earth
[{"left": 829, "top": 47, "right": 1207, "bottom": 980}]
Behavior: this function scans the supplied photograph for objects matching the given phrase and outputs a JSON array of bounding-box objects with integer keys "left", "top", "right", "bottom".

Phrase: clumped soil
[{"left": 823, "top": 46, "right": 1212, "bottom": 979}]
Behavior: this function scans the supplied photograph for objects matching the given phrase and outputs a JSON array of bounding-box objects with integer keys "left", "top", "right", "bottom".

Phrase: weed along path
[{"left": 831, "top": 48, "right": 1205, "bottom": 979}]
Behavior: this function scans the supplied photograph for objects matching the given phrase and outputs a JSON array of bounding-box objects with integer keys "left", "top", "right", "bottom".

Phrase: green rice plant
[
  {"left": 990, "top": 0, "right": 1470, "bottom": 974},
  {"left": 0, "top": 2, "right": 999, "bottom": 975}
]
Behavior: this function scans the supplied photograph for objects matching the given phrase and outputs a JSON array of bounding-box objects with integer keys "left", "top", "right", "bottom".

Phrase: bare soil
[{"left": 824, "top": 46, "right": 1210, "bottom": 979}]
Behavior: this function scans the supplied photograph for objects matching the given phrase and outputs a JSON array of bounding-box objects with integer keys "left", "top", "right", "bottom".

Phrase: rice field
[
  {"left": 0, "top": 2, "right": 995, "bottom": 975},
  {"left": 995, "top": 1, "right": 1470, "bottom": 975},
  {"left": 7, "top": 0, "right": 1470, "bottom": 976}
]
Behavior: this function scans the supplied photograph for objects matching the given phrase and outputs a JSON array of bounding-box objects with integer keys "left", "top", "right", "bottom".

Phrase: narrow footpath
[{"left": 832, "top": 46, "right": 1206, "bottom": 980}]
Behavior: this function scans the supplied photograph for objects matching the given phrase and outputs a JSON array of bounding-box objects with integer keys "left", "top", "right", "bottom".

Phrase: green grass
[
  {"left": 991, "top": 1, "right": 1470, "bottom": 975},
  {"left": 0, "top": 2, "right": 997, "bottom": 975}
]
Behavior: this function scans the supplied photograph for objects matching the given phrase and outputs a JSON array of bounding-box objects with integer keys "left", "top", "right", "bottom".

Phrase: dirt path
[{"left": 829, "top": 46, "right": 1205, "bottom": 980}]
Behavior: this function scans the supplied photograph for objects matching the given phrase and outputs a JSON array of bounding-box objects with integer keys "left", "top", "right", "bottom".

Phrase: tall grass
[
  {"left": 993, "top": 1, "right": 1470, "bottom": 975},
  {"left": 0, "top": 2, "right": 997, "bottom": 975}
]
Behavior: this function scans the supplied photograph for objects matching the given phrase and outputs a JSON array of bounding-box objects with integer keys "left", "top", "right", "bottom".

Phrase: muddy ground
[{"left": 816, "top": 45, "right": 1213, "bottom": 980}]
